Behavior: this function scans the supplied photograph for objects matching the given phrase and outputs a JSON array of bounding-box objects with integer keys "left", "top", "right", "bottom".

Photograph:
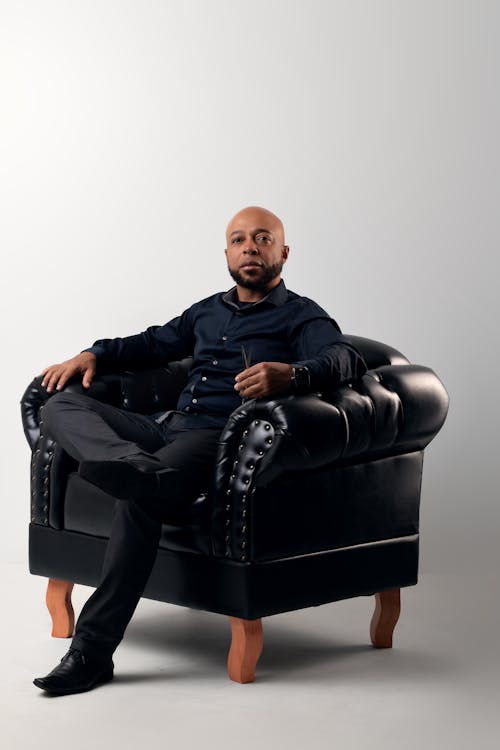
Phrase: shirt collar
[{"left": 222, "top": 279, "right": 288, "bottom": 310}]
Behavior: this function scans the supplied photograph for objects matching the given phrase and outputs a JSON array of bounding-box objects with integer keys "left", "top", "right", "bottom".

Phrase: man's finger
[{"left": 82, "top": 366, "right": 95, "bottom": 388}]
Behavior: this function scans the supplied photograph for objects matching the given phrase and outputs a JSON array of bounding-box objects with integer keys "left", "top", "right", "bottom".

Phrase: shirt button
[
  {"left": 192, "top": 398, "right": 198, "bottom": 404},
  {"left": 212, "top": 360, "right": 218, "bottom": 365},
  {"left": 202, "top": 376, "right": 207, "bottom": 381}
]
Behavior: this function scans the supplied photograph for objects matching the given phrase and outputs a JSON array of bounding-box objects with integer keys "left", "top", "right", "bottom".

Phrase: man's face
[{"left": 224, "top": 207, "right": 289, "bottom": 291}]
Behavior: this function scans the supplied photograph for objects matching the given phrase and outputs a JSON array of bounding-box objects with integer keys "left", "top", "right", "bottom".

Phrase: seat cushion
[{"left": 63, "top": 473, "right": 211, "bottom": 555}]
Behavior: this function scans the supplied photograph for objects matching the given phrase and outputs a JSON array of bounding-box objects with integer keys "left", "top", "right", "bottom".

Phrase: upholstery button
[
  {"left": 222, "top": 336, "right": 228, "bottom": 341},
  {"left": 192, "top": 398, "right": 198, "bottom": 404},
  {"left": 248, "top": 464, "right": 254, "bottom": 470},
  {"left": 243, "top": 478, "right": 249, "bottom": 484},
  {"left": 225, "top": 534, "right": 230, "bottom": 542},
  {"left": 264, "top": 424, "right": 271, "bottom": 430},
  {"left": 226, "top": 519, "right": 230, "bottom": 526},
  {"left": 258, "top": 450, "right": 264, "bottom": 455},
  {"left": 202, "top": 376, "right": 207, "bottom": 381},
  {"left": 242, "top": 509, "right": 246, "bottom": 517},
  {"left": 254, "top": 420, "right": 260, "bottom": 426},
  {"left": 230, "top": 474, "right": 235, "bottom": 479},
  {"left": 267, "top": 438, "right": 273, "bottom": 444},
  {"left": 225, "top": 550, "right": 230, "bottom": 557},
  {"left": 239, "top": 444, "right": 244, "bottom": 450},
  {"left": 226, "top": 489, "right": 231, "bottom": 495},
  {"left": 241, "top": 541, "right": 246, "bottom": 549},
  {"left": 242, "top": 525, "right": 246, "bottom": 533},
  {"left": 226, "top": 504, "right": 231, "bottom": 511},
  {"left": 243, "top": 430, "right": 249, "bottom": 436},
  {"left": 212, "top": 359, "right": 218, "bottom": 365},
  {"left": 241, "top": 554, "right": 247, "bottom": 561}
]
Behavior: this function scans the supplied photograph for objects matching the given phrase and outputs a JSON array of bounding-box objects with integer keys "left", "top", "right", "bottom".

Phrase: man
[{"left": 33, "top": 205, "right": 367, "bottom": 695}]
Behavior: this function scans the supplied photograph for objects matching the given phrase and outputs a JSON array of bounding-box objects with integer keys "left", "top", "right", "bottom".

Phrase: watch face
[{"left": 294, "top": 366, "right": 309, "bottom": 390}]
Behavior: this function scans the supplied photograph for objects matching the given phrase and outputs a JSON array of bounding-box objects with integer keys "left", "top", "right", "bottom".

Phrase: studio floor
[{"left": 2, "top": 563, "right": 498, "bottom": 750}]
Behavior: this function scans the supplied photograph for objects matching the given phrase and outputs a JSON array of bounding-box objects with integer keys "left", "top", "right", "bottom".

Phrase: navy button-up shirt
[{"left": 83, "top": 280, "right": 367, "bottom": 428}]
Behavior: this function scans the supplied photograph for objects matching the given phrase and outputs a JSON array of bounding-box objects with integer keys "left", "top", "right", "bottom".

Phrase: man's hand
[
  {"left": 234, "top": 362, "right": 293, "bottom": 399},
  {"left": 40, "top": 352, "right": 97, "bottom": 393}
]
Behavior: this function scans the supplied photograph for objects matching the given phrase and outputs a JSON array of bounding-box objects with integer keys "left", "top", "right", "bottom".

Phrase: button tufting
[
  {"left": 254, "top": 420, "right": 260, "bottom": 426},
  {"left": 226, "top": 504, "right": 231, "bottom": 512},
  {"left": 241, "top": 554, "right": 247, "bottom": 561},
  {"left": 248, "top": 463, "right": 254, "bottom": 470},
  {"left": 258, "top": 449, "right": 264, "bottom": 455},
  {"left": 242, "top": 509, "right": 246, "bottom": 517},
  {"left": 264, "top": 424, "right": 271, "bottom": 430},
  {"left": 225, "top": 534, "right": 230, "bottom": 542},
  {"left": 239, "top": 444, "right": 244, "bottom": 450},
  {"left": 226, "top": 519, "right": 230, "bottom": 526},
  {"left": 212, "top": 359, "right": 218, "bottom": 365},
  {"left": 241, "top": 541, "right": 246, "bottom": 549},
  {"left": 202, "top": 376, "right": 207, "bottom": 381},
  {"left": 267, "top": 438, "right": 273, "bottom": 444},
  {"left": 244, "top": 478, "right": 249, "bottom": 484},
  {"left": 226, "top": 489, "right": 231, "bottom": 495},
  {"left": 242, "top": 525, "right": 246, "bottom": 533},
  {"left": 243, "top": 430, "right": 249, "bottom": 436}
]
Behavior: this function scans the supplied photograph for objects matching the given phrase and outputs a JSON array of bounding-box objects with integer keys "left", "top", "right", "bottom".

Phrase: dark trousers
[{"left": 42, "top": 392, "right": 222, "bottom": 660}]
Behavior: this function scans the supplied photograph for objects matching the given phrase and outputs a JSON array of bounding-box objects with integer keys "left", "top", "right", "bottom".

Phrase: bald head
[{"left": 225, "top": 206, "right": 285, "bottom": 246}]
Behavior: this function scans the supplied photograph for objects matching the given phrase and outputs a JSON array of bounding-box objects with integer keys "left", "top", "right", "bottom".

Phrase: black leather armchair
[{"left": 21, "top": 335, "right": 449, "bottom": 683}]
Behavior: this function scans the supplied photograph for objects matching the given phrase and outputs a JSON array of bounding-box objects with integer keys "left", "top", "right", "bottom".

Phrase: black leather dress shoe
[
  {"left": 78, "top": 455, "right": 181, "bottom": 501},
  {"left": 33, "top": 647, "right": 114, "bottom": 695}
]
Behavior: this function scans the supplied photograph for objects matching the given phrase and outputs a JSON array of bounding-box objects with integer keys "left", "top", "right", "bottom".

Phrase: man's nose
[{"left": 243, "top": 239, "right": 258, "bottom": 253}]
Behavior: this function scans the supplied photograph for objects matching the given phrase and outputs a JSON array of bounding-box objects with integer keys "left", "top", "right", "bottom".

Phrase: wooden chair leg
[
  {"left": 228, "top": 616, "right": 263, "bottom": 683},
  {"left": 370, "top": 588, "right": 401, "bottom": 648},
  {"left": 46, "top": 578, "right": 75, "bottom": 638}
]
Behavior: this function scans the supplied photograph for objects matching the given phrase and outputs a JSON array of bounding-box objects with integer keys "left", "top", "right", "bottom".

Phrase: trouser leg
[
  {"left": 71, "top": 499, "right": 162, "bottom": 660},
  {"left": 70, "top": 418, "right": 221, "bottom": 660},
  {"left": 42, "top": 391, "right": 166, "bottom": 462}
]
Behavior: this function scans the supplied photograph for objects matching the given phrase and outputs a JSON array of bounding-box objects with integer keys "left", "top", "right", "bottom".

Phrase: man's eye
[
  {"left": 257, "top": 235, "right": 270, "bottom": 242},
  {"left": 232, "top": 237, "right": 242, "bottom": 244}
]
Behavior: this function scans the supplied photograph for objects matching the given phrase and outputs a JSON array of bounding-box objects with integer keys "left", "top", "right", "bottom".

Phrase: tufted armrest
[{"left": 211, "top": 364, "right": 449, "bottom": 556}]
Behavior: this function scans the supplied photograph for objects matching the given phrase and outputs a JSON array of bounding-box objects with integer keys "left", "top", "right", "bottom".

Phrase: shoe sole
[
  {"left": 78, "top": 461, "right": 158, "bottom": 500},
  {"left": 33, "top": 670, "right": 114, "bottom": 695}
]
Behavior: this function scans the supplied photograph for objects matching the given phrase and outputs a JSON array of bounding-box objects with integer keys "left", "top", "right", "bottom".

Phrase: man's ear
[
  {"left": 224, "top": 248, "right": 227, "bottom": 257},
  {"left": 282, "top": 244, "right": 290, "bottom": 261}
]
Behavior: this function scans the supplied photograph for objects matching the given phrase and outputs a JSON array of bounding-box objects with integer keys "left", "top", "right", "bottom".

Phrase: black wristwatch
[{"left": 291, "top": 365, "right": 311, "bottom": 393}]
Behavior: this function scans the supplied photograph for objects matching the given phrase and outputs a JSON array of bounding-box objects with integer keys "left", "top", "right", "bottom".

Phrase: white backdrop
[{"left": 1, "top": 0, "right": 498, "bottom": 571}]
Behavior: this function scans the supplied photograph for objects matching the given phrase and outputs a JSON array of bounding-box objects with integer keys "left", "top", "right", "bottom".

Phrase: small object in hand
[{"left": 240, "top": 346, "right": 252, "bottom": 401}]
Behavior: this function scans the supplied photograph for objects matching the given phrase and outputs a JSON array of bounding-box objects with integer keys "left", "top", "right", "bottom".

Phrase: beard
[{"left": 227, "top": 261, "right": 284, "bottom": 291}]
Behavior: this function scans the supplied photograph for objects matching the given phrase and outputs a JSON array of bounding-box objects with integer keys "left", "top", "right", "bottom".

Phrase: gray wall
[{"left": 2, "top": 0, "right": 498, "bottom": 572}]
